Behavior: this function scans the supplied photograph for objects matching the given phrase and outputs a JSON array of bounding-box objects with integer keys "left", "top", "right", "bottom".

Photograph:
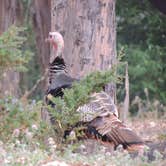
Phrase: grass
[
  {"left": 0, "top": 97, "right": 165, "bottom": 165},
  {"left": 0, "top": 140, "right": 165, "bottom": 166}
]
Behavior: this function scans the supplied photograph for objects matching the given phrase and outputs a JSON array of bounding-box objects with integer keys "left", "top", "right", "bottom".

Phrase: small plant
[
  {"left": 0, "top": 25, "right": 32, "bottom": 72},
  {"left": 0, "top": 97, "right": 54, "bottom": 146},
  {"left": 47, "top": 68, "right": 122, "bottom": 140}
]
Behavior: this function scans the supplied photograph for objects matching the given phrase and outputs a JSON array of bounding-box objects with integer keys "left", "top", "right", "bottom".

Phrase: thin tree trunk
[
  {"left": 51, "top": 0, "right": 116, "bottom": 99},
  {"left": 0, "top": 0, "right": 23, "bottom": 97}
]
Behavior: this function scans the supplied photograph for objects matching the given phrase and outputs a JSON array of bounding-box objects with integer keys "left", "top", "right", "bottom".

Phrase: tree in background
[
  {"left": 21, "top": 0, "right": 51, "bottom": 98},
  {"left": 51, "top": 0, "right": 117, "bottom": 99},
  {"left": 0, "top": 0, "right": 24, "bottom": 97},
  {"left": 1, "top": 0, "right": 165, "bottom": 116},
  {"left": 31, "top": 0, "right": 51, "bottom": 77},
  {"left": 116, "top": 0, "right": 166, "bottom": 113},
  {"left": 0, "top": 0, "right": 51, "bottom": 98}
]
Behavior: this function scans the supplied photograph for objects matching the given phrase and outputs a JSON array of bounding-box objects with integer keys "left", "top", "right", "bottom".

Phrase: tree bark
[
  {"left": 51, "top": 0, "right": 116, "bottom": 99},
  {"left": 0, "top": 0, "right": 23, "bottom": 97},
  {"left": 31, "top": 0, "right": 51, "bottom": 92}
]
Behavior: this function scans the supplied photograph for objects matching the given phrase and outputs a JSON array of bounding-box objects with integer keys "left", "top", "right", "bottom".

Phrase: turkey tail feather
[{"left": 89, "top": 114, "right": 144, "bottom": 150}]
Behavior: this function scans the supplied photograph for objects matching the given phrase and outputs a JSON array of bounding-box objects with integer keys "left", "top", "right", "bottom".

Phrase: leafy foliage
[
  {"left": 0, "top": 25, "right": 32, "bottom": 72},
  {"left": 116, "top": 0, "right": 166, "bottom": 106},
  {"left": 47, "top": 69, "right": 121, "bottom": 137},
  {"left": 0, "top": 97, "right": 54, "bottom": 144}
]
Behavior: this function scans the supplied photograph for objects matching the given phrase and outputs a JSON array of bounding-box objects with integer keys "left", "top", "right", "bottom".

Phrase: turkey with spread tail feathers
[{"left": 45, "top": 31, "right": 144, "bottom": 151}]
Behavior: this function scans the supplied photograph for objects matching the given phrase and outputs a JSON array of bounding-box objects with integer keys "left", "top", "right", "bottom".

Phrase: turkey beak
[
  {"left": 45, "top": 34, "right": 54, "bottom": 43},
  {"left": 45, "top": 37, "right": 53, "bottom": 43}
]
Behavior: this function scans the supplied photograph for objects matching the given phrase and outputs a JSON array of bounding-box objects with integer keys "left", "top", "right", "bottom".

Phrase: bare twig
[{"left": 21, "top": 69, "right": 48, "bottom": 101}]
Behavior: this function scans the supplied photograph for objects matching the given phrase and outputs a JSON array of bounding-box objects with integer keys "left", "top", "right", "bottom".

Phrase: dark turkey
[
  {"left": 45, "top": 56, "right": 77, "bottom": 106},
  {"left": 45, "top": 32, "right": 78, "bottom": 106},
  {"left": 45, "top": 31, "right": 144, "bottom": 151}
]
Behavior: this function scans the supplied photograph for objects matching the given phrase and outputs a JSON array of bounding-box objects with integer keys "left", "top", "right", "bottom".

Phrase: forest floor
[
  {"left": 40, "top": 115, "right": 166, "bottom": 166},
  {"left": 130, "top": 117, "right": 166, "bottom": 159},
  {"left": 0, "top": 114, "right": 166, "bottom": 166}
]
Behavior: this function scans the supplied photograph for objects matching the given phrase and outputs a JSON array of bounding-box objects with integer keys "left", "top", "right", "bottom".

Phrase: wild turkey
[
  {"left": 45, "top": 32, "right": 144, "bottom": 151},
  {"left": 74, "top": 91, "right": 144, "bottom": 151},
  {"left": 45, "top": 32, "right": 78, "bottom": 106},
  {"left": 44, "top": 32, "right": 78, "bottom": 124}
]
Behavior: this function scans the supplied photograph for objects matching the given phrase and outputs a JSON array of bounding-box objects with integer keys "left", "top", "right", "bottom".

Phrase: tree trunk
[
  {"left": 0, "top": 0, "right": 23, "bottom": 97},
  {"left": 51, "top": 0, "right": 116, "bottom": 99},
  {"left": 31, "top": 0, "right": 51, "bottom": 91}
]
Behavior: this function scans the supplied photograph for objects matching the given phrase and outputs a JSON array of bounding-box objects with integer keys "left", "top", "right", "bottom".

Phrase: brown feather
[
  {"left": 75, "top": 91, "right": 144, "bottom": 151},
  {"left": 89, "top": 114, "right": 144, "bottom": 150}
]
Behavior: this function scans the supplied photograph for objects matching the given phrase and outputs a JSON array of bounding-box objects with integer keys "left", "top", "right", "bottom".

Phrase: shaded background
[{"left": 0, "top": 0, "right": 165, "bottom": 114}]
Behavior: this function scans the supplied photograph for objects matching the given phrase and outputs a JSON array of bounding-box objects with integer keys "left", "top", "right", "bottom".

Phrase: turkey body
[
  {"left": 67, "top": 91, "right": 144, "bottom": 151},
  {"left": 46, "top": 56, "right": 144, "bottom": 151},
  {"left": 45, "top": 56, "right": 78, "bottom": 106},
  {"left": 45, "top": 56, "right": 78, "bottom": 124}
]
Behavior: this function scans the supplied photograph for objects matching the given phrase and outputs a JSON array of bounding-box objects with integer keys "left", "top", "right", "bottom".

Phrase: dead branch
[
  {"left": 123, "top": 63, "right": 129, "bottom": 122},
  {"left": 21, "top": 69, "right": 48, "bottom": 101}
]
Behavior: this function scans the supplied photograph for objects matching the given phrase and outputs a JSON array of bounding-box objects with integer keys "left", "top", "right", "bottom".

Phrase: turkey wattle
[{"left": 45, "top": 31, "right": 144, "bottom": 151}]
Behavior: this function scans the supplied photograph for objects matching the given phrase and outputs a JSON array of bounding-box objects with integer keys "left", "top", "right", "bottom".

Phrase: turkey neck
[{"left": 49, "top": 55, "right": 66, "bottom": 84}]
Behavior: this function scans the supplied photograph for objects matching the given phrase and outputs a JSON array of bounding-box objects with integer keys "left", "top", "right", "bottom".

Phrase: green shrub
[
  {"left": 0, "top": 97, "right": 54, "bottom": 146},
  {"left": 0, "top": 25, "right": 32, "bottom": 72},
  {"left": 47, "top": 69, "right": 121, "bottom": 140}
]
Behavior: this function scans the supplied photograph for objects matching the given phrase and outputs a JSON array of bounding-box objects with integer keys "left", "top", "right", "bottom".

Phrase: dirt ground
[{"left": 131, "top": 117, "right": 166, "bottom": 160}]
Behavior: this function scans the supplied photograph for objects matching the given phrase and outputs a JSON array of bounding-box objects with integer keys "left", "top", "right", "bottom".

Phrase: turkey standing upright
[
  {"left": 44, "top": 32, "right": 77, "bottom": 124},
  {"left": 45, "top": 32, "right": 144, "bottom": 151}
]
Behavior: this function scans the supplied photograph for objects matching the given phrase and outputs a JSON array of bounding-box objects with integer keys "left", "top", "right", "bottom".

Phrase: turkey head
[{"left": 45, "top": 32, "right": 64, "bottom": 63}]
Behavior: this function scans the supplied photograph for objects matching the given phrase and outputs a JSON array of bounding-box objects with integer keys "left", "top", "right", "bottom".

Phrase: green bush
[
  {"left": 0, "top": 25, "right": 32, "bottom": 72},
  {"left": 0, "top": 97, "right": 54, "bottom": 146},
  {"left": 47, "top": 69, "right": 121, "bottom": 140}
]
